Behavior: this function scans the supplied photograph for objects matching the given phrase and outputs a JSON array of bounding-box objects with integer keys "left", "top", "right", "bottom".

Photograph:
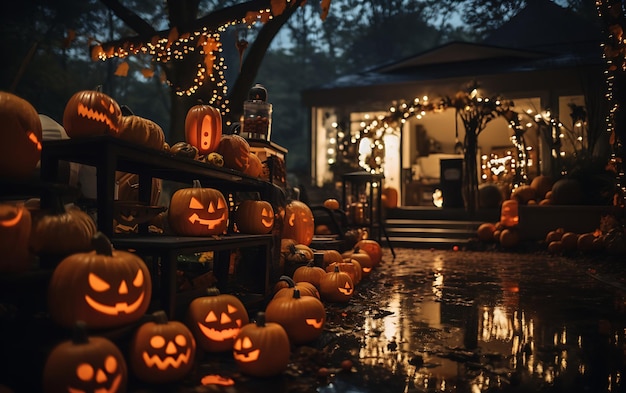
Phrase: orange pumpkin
[
  {"left": 382, "top": 187, "right": 398, "bottom": 208},
  {"left": 168, "top": 185, "right": 228, "bottom": 236},
  {"left": 63, "top": 89, "right": 122, "bottom": 138},
  {"left": 244, "top": 152, "right": 264, "bottom": 177},
  {"left": 185, "top": 103, "right": 222, "bottom": 155},
  {"left": 216, "top": 134, "right": 250, "bottom": 172},
  {"left": 355, "top": 239, "right": 383, "bottom": 267},
  {"left": 282, "top": 200, "right": 314, "bottom": 246},
  {"left": 0, "top": 92, "right": 42, "bottom": 179},
  {"left": 265, "top": 288, "right": 326, "bottom": 345},
  {"left": 0, "top": 203, "right": 32, "bottom": 272},
  {"left": 499, "top": 199, "right": 519, "bottom": 228},
  {"left": 323, "top": 198, "right": 340, "bottom": 210},
  {"left": 293, "top": 261, "right": 327, "bottom": 288},
  {"left": 47, "top": 232, "right": 152, "bottom": 329},
  {"left": 233, "top": 199, "right": 274, "bottom": 234},
  {"left": 319, "top": 266, "right": 354, "bottom": 303},
  {"left": 118, "top": 114, "right": 166, "bottom": 150},
  {"left": 273, "top": 275, "right": 320, "bottom": 299}
]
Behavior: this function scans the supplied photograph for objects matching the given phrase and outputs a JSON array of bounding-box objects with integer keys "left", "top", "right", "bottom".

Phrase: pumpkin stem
[
  {"left": 72, "top": 321, "right": 90, "bottom": 345},
  {"left": 153, "top": 310, "right": 169, "bottom": 324},
  {"left": 292, "top": 288, "right": 301, "bottom": 299},
  {"left": 255, "top": 311, "right": 266, "bottom": 327},
  {"left": 192, "top": 179, "right": 202, "bottom": 188},
  {"left": 92, "top": 232, "right": 113, "bottom": 256},
  {"left": 205, "top": 287, "right": 221, "bottom": 297},
  {"left": 278, "top": 275, "right": 296, "bottom": 287},
  {"left": 120, "top": 105, "right": 134, "bottom": 116},
  {"left": 288, "top": 243, "right": 297, "bottom": 254}
]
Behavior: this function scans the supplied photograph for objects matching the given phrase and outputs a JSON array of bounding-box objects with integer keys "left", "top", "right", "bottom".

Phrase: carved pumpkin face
[
  {"left": 233, "top": 312, "right": 290, "bottom": 377},
  {"left": 265, "top": 288, "right": 326, "bottom": 345},
  {"left": 168, "top": 186, "right": 228, "bottom": 236},
  {"left": 48, "top": 233, "right": 152, "bottom": 329},
  {"left": 234, "top": 200, "right": 274, "bottom": 234},
  {"left": 0, "top": 92, "right": 42, "bottom": 179},
  {"left": 0, "top": 203, "right": 31, "bottom": 273},
  {"left": 42, "top": 323, "right": 128, "bottom": 393},
  {"left": 63, "top": 89, "right": 122, "bottom": 138},
  {"left": 282, "top": 200, "right": 314, "bottom": 246},
  {"left": 319, "top": 267, "right": 354, "bottom": 303},
  {"left": 216, "top": 134, "right": 250, "bottom": 172},
  {"left": 185, "top": 104, "right": 222, "bottom": 155},
  {"left": 186, "top": 288, "right": 249, "bottom": 352},
  {"left": 130, "top": 311, "right": 196, "bottom": 383}
]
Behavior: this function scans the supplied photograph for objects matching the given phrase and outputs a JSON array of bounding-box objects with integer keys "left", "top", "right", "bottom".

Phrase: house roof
[{"left": 302, "top": 0, "right": 604, "bottom": 107}]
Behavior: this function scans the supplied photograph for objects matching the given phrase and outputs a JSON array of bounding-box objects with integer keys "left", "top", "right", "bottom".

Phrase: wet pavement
[
  {"left": 4, "top": 246, "right": 626, "bottom": 393},
  {"left": 160, "top": 246, "right": 626, "bottom": 393}
]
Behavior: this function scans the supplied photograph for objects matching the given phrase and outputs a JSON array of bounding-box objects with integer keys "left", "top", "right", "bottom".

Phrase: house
[{"left": 301, "top": 0, "right": 606, "bottom": 207}]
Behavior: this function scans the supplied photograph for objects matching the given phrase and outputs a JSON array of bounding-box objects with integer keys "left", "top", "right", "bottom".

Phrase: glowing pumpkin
[
  {"left": 216, "top": 134, "right": 250, "bottom": 172},
  {"left": 0, "top": 91, "right": 42, "bottom": 179},
  {"left": 323, "top": 198, "right": 340, "bottom": 210},
  {"left": 186, "top": 287, "right": 249, "bottom": 353},
  {"left": 500, "top": 199, "right": 519, "bottom": 228},
  {"left": 47, "top": 232, "right": 152, "bottom": 329},
  {"left": 233, "top": 199, "right": 274, "bottom": 234},
  {"left": 319, "top": 266, "right": 354, "bottom": 303},
  {"left": 282, "top": 200, "right": 314, "bottom": 246},
  {"left": 0, "top": 203, "right": 31, "bottom": 272},
  {"left": 129, "top": 311, "right": 196, "bottom": 383},
  {"left": 265, "top": 288, "right": 326, "bottom": 345},
  {"left": 233, "top": 312, "right": 290, "bottom": 377},
  {"left": 63, "top": 89, "right": 122, "bottom": 138},
  {"left": 42, "top": 322, "right": 127, "bottom": 393},
  {"left": 168, "top": 184, "right": 228, "bottom": 236},
  {"left": 342, "top": 247, "right": 374, "bottom": 278},
  {"left": 185, "top": 103, "right": 222, "bottom": 155}
]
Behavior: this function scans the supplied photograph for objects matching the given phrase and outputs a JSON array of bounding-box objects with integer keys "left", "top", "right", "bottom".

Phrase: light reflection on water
[{"left": 352, "top": 253, "right": 625, "bottom": 392}]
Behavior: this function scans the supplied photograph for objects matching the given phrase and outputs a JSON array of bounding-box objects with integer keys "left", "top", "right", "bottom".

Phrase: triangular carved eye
[
  {"left": 217, "top": 198, "right": 226, "bottom": 209},
  {"left": 189, "top": 197, "right": 204, "bottom": 209},
  {"left": 89, "top": 273, "right": 111, "bottom": 292},
  {"left": 205, "top": 311, "right": 218, "bottom": 323},
  {"left": 133, "top": 269, "right": 144, "bottom": 287},
  {"left": 227, "top": 304, "right": 238, "bottom": 313},
  {"left": 242, "top": 337, "right": 253, "bottom": 349}
]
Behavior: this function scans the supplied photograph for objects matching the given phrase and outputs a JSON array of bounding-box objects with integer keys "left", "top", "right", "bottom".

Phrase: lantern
[
  {"left": 500, "top": 199, "right": 519, "bottom": 227},
  {"left": 216, "top": 134, "right": 250, "bottom": 172},
  {"left": 63, "top": 89, "right": 122, "bottom": 138},
  {"left": 233, "top": 312, "right": 290, "bottom": 377},
  {"left": 129, "top": 310, "right": 196, "bottom": 383},
  {"left": 42, "top": 322, "right": 128, "bottom": 393},
  {"left": 168, "top": 184, "right": 228, "bottom": 236},
  {"left": 319, "top": 266, "right": 354, "bottom": 303},
  {"left": 233, "top": 199, "right": 274, "bottom": 234},
  {"left": 282, "top": 200, "right": 314, "bottom": 246},
  {"left": 0, "top": 203, "right": 31, "bottom": 273},
  {"left": 185, "top": 103, "right": 222, "bottom": 155},
  {"left": 0, "top": 91, "right": 42, "bottom": 179},
  {"left": 265, "top": 288, "right": 326, "bottom": 345},
  {"left": 186, "top": 287, "right": 249, "bottom": 353},
  {"left": 47, "top": 232, "right": 152, "bottom": 329}
]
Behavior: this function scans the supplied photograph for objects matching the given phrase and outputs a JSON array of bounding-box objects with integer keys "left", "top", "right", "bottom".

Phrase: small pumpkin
[
  {"left": 186, "top": 287, "right": 249, "bottom": 353},
  {"left": 382, "top": 187, "right": 398, "bottom": 208},
  {"left": 342, "top": 247, "right": 374, "bottom": 278},
  {"left": 233, "top": 199, "right": 274, "bottom": 234},
  {"left": 355, "top": 239, "right": 383, "bottom": 267},
  {"left": 0, "top": 91, "right": 42, "bottom": 179},
  {"left": 233, "top": 312, "right": 290, "bottom": 377},
  {"left": 319, "top": 266, "right": 354, "bottom": 303},
  {"left": 273, "top": 275, "right": 320, "bottom": 299},
  {"left": 63, "top": 89, "right": 122, "bottom": 138},
  {"left": 216, "top": 134, "right": 250, "bottom": 172},
  {"left": 169, "top": 141, "right": 198, "bottom": 159},
  {"left": 0, "top": 202, "right": 32, "bottom": 272},
  {"left": 42, "top": 322, "right": 128, "bottom": 393},
  {"left": 326, "top": 259, "right": 362, "bottom": 285},
  {"left": 130, "top": 310, "right": 196, "bottom": 383},
  {"left": 265, "top": 288, "right": 326, "bottom": 345},
  {"left": 292, "top": 261, "right": 326, "bottom": 289},
  {"left": 48, "top": 232, "right": 152, "bottom": 329},
  {"left": 323, "top": 198, "right": 340, "bottom": 210},
  {"left": 168, "top": 183, "right": 228, "bottom": 236},
  {"left": 321, "top": 249, "right": 343, "bottom": 268},
  {"left": 185, "top": 103, "right": 222, "bottom": 155}
]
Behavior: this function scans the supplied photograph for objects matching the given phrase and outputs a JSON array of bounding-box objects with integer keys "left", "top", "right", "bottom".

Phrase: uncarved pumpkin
[
  {"left": 118, "top": 115, "right": 166, "bottom": 150},
  {"left": 0, "top": 91, "right": 42, "bottom": 179},
  {"left": 216, "top": 134, "right": 250, "bottom": 172}
]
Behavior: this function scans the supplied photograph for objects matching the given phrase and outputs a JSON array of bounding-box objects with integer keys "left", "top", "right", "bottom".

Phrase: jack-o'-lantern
[
  {"left": 29, "top": 200, "right": 97, "bottom": 257},
  {"left": 186, "top": 287, "right": 249, "bottom": 352},
  {"left": 168, "top": 183, "right": 228, "bottom": 236},
  {"left": 43, "top": 322, "right": 128, "bottom": 393},
  {"left": 500, "top": 199, "right": 519, "bottom": 227},
  {"left": 342, "top": 247, "right": 374, "bottom": 278},
  {"left": 326, "top": 259, "right": 362, "bottom": 285},
  {"left": 216, "top": 134, "right": 250, "bottom": 172},
  {"left": 355, "top": 239, "right": 383, "bottom": 267},
  {"left": 319, "top": 266, "right": 354, "bottom": 303},
  {"left": 0, "top": 203, "right": 31, "bottom": 272},
  {"left": 48, "top": 232, "right": 152, "bottom": 329},
  {"left": 282, "top": 200, "right": 314, "bottom": 246},
  {"left": 63, "top": 89, "right": 122, "bottom": 138},
  {"left": 185, "top": 103, "right": 222, "bottom": 155},
  {"left": 130, "top": 310, "right": 196, "bottom": 383},
  {"left": 118, "top": 114, "right": 166, "bottom": 150},
  {"left": 233, "top": 312, "right": 290, "bottom": 377},
  {"left": 233, "top": 199, "right": 274, "bottom": 234},
  {"left": 0, "top": 92, "right": 42, "bottom": 179},
  {"left": 265, "top": 288, "right": 326, "bottom": 345}
]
